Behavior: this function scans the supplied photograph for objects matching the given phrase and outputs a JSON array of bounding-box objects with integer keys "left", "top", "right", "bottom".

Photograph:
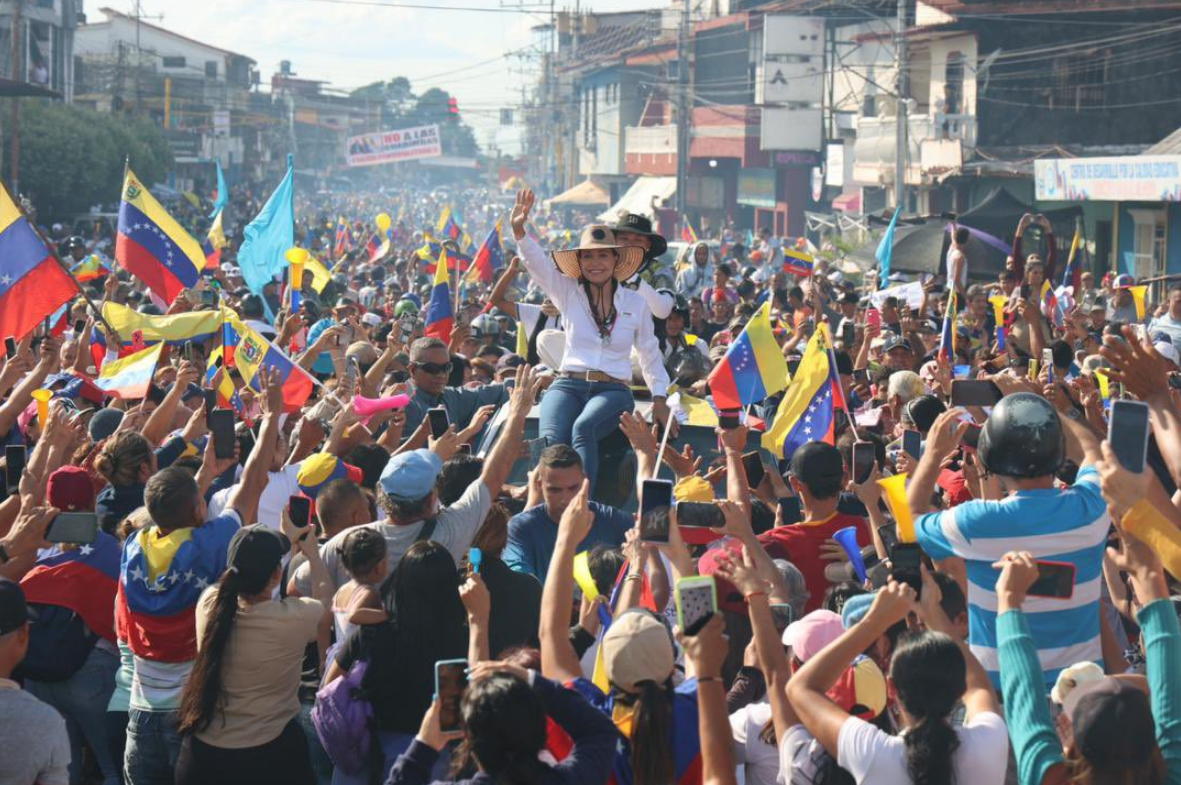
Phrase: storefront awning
[
  {"left": 832, "top": 191, "right": 861, "bottom": 214},
  {"left": 547, "top": 179, "right": 610, "bottom": 207},
  {"left": 598, "top": 176, "right": 676, "bottom": 222}
]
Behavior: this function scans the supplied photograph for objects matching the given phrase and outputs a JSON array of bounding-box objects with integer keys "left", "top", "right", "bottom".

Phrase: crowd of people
[{"left": 1, "top": 176, "right": 1181, "bottom": 785}]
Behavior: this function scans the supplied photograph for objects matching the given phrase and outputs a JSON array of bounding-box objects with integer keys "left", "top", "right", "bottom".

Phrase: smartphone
[
  {"left": 769, "top": 603, "right": 796, "bottom": 632},
  {"left": 866, "top": 308, "right": 881, "bottom": 331},
  {"left": 901, "top": 430, "right": 922, "bottom": 460},
  {"left": 73, "top": 318, "right": 86, "bottom": 336},
  {"left": 5, "top": 445, "right": 27, "bottom": 495},
  {"left": 852, "top": 441, "right": 876, "bottom": 484},
  {"left": 203, "top": 389, "right": 217, "bottom": 422},
  {"left": 457, "top": 443, "right": 472, "bottom": 456},
  {"left": 890, "top": 542, "right": 924, "bottom": 599},
  {"left": 639, "top": 478, "right": 674, "bottom": 544},
  {"left": 675, "top": 575, "right": 718, "bottom": 636},
  {"left": 4, "top": 337, "right": 15, "bottom": 358},
  {"left": 1042, "top": 348, "right": 1055, "bottom": 372},
  {"left": 434, "top": 659, "right": 469, "bottom": 733},
  {"left": 718, "top": 410, "right": 740, "bottom": 430},
  {"left": 961, "top": 422, "right": 982, "bottom": 451},
  {"left": 182, "top": 341, "right": 194, "bottom": 364},
  {"left": 200, "top": 289, "right": 218, "bottom": 307},
  {"left": 676, "top": 501, "right": 725, "bottom": 529},
  {"left": 950, "top": 379, "right": 1003, "bottom": 408},
  {"left": 288, "top": 495, "right": 312, "bottom": 528},
  {"left": 842, "top": 321, "right": 855, "bottom": 346},
  {"left": 778, "top": 495, "right": 802, "bottom": 525},
  {"left": 1026, "top": 560, "right": 1076, "bottom": 600},
  {"left": 1108, "top": 400, "right": 1150, "bottom": 473},
  {"left": 1020, "top": 284, "right": 1031, "bottom": 300},
  {"left": 852, "top": 368, "right": 870, "bottom": 387},
  {"left": 742, "top": 451, "right": 766, "bottom": 488},
  {"left": 209, "top": 409, "right": 236, "bottom": 460},
  {"left": 46, "top": 511, "right": 99, "bottom": 545},
  {"left": 428, "top": 407, "right": 450, "bottom": 439}
]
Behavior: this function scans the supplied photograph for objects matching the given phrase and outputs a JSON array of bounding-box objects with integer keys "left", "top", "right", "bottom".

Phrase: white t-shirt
[
  {"left": 731, "top": 701, "right": 779, "bottom": 785},
  {"left": 945, "top": 246, "right": 968, "bottom": 293},
  {"left": 207, "top": 464, "right": 302, "bottom": 531},
  {"left": 836, "top": 712, "right": 1009, "bottom": 785}
]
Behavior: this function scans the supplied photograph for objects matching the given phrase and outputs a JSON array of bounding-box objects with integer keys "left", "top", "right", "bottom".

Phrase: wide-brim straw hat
[{"left": 551, "top": 225, "right": 645, "bottom": 282}]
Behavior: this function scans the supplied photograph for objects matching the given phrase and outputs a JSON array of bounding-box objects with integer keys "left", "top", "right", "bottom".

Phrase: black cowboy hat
[{"left": 610, "top": 213, "right": 668, "bottom": 260}]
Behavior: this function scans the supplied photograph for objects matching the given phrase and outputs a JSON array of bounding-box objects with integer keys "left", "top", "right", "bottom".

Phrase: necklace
[{"left": 582, "top": 280, "right": 618, "bottom": 346}]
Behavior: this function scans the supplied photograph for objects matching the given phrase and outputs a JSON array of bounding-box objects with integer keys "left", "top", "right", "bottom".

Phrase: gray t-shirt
[
  {"left": 0, "top": 683, "right": 71, "bottom": 785},
  {"left": 292, "top": 479, "right": 493, "bottom": 595}
]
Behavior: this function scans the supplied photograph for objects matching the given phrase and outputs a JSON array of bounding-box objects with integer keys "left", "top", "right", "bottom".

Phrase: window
[
  {"left": 1051, "top": 51, "right": 1110, "bottom": 110},
  {"left": 205, "top": 60, "right": 218, "bottom": 78},
  {"left": 944, "top": 52, "right": 964, "bottom": 115},
  {"left": 162, "top": 56, "right": 186, "bottom": 69}
]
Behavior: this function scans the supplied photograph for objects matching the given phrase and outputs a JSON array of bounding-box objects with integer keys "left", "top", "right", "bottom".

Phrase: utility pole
[
  {"left": 10, "top": 0, "right": 22, "bottom": 195},
  {"left": 674, "top": 0, "right": 690, "bottom": 220},
  {"left": 894, "top": 0, "right": 909, "bottom": 211}
]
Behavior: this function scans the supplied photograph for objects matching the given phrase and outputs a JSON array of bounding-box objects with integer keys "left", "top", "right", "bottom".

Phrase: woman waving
[{"left": 510, "top": 189, "right": 671, "bottom": 487}]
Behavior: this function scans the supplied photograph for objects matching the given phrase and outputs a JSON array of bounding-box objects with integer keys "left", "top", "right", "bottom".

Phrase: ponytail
[
  {"left": 627, "top": 679, "right": 675, "bottom": 785},
  {"left": 176, "top": 570, "right": 245, "bottom": 736},
  {"left": 902, "top": 714, "right": 961, "bottom": 785}
]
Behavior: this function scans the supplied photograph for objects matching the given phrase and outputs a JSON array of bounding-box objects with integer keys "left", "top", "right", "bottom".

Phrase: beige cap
[{"left": 600, "top": 609, "right": 675, "bottom": 693}]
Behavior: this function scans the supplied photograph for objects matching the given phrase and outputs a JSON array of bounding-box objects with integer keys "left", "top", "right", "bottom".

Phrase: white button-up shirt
[{"left": 520, "top": 235, "right": 670, "bottom": 397}]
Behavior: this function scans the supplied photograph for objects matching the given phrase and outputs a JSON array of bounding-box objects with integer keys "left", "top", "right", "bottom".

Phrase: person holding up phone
[{"left": 906, "top": 392, "right": 1107, "bottom": 690}]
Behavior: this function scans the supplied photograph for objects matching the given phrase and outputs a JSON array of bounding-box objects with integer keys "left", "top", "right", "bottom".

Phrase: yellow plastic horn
[
  {"left": 32, "top": 388, "right": 52, "bottom": 429},
  {"left": 285, "top": 247, "right": 308, "bottom": 289},
  {"left": 375, "top": 213, "right": 392, "bottom": 233},
  {"left": 877, "top": 473, "right": 915, "bottom": 543}
]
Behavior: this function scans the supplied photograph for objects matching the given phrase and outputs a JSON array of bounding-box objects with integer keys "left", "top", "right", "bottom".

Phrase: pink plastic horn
[{"left": 353, "top": 393, "right": 411, "bottom": 418}]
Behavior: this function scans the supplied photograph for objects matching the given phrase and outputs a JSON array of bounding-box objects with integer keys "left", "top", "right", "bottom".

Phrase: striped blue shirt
[{"left": 915, "top": 465, "right": 1109, "bottom": 689}]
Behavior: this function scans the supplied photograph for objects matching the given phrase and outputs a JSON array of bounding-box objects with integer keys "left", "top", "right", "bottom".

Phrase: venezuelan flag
[
  {"left": 94, "top": 342, "right": 164, "bottom": 399},
  {"left": 1061, "top": 225, "right": 1082, "bottom": 291},
  {"left": 205, "top": 346, "right": 244, "bottom": 415},
  {"left": 224, "top": 315, "right": 313, "bottom": 412},
  {"left": 762, "top": 329, "right": 839, "bottom": 460},
  {"left": 437, "top": 207, "right": 461, "bottom": 242},
  {"left": 21, "top": 531, "right": 120, "bottom": 643},
  {"left": 333, "top": 217, "right": 353, "bottom": 258},
  {"left": 707, "top": 302, "right": 789, "bottom": 411},
  {"left": 116, "top": 169, "right": 206, "bottom": 305},
  {"left": 783, "top": 247, "right": 815, "bottom": 278},
  {"left": 0, "top": 180, "right": 79, "bottom": 342},
  {"left": 681, "top": 216, "right": 698, "bottom": 244},
  {"left": 116, "top": 515, "right": 239, "bottom": 663},
  {"left": 1040, "top": 280, "right": 1066, "bottom": 328},
  {"left": 201, "top": 209, "right": 227, "bottom": 268},
  {"left": 71, "top": 253, "right": 111, "bottom": 283},
  {"left": 102, "top": 301, "right": 222, "bottom": 348},
  {"left": 938, "top": 291, "right": 957, "bottom": 361},
  {"left": 466, "top": 219, "right": 505, "bottom": 283},
  {"left": 423, "top": 249, "right": 454, "bottom": 343}
]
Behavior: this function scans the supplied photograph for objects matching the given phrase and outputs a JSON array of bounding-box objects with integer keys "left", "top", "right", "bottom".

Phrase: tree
[
  {"left": 7, "top": 100, "right": 173, "bottom": 220},
  {"left": 350, "top": 78, "right": 480, "bottom": 157}
]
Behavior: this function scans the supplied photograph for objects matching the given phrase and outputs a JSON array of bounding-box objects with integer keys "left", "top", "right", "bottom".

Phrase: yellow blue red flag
[
  {"left": 762, "top": 328, "right": 843, "bottom": 460},
  {"left": 116, "top": 169, "right": 206, "bottom": 305},
  {"left": 706, "top": 302, "right": 789, "bottom": 410}
]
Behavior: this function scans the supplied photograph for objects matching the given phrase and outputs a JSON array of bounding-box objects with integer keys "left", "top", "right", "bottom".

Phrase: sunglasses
[{"left": 413, "top": 361, "right": 452, "bottom": 376}]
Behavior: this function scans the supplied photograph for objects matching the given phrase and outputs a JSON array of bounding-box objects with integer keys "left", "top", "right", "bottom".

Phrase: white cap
[
  {"left": 1154, "top": 341, "right": 1180, "bottom": 366},
  {"left": 360, "top": 312, "right": 382, "bottom": 328}
]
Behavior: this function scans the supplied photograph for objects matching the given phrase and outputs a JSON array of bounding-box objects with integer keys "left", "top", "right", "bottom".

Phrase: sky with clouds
[{"left": 129, "top": 0, "right": 647, "bottom": 151}]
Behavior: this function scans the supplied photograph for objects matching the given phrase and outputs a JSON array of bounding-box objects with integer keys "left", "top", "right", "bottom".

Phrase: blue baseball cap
[
  {"left": 379, "top": 449, "right": 443, "bottom": 502},
  {"left": 841, "top": 592, "right": 877, "bottom": 629}
]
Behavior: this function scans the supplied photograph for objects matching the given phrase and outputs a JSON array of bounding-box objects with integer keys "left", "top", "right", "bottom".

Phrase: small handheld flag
[{"left": 783, "top": 247, "right": 815, "bottom": 278}]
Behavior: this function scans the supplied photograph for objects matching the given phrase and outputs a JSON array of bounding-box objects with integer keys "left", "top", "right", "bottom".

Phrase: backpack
[
  {"left": 14, "top": 603, "right": 100, "bottom": 683},
  {"left": 311, "top": 658, "right": 378, "bottom": 775},
  {"left": 311, "top": 517, "right": 439, "bottom": 777}
]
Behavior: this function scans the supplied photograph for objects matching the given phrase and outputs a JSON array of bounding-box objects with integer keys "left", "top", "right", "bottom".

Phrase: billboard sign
[{"left": 346, "top": 124, "right": 443, "bottom": 167}]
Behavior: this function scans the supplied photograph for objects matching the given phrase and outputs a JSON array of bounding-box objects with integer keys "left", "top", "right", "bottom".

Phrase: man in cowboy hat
[{"left": 611, "top": 212, "right": 674, "bottom": 319}]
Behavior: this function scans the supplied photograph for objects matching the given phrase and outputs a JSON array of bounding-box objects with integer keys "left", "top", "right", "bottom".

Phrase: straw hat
[{"left": 551, "top": 225, "right": 644, "bottom": 282}]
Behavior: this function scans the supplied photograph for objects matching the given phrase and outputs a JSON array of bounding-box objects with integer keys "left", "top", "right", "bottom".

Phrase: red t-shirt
[{"left": 756, "top": 512, "right": 871, "bottom": 612}]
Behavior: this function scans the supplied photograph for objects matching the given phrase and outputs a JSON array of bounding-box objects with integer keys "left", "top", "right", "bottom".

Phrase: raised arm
[
  {"left": 479, "top": 365, "right": 542, "bottom": 497},
  {"left": 509, "top": 189, "right": 563, "bottom": 300},
  {"left": 678, "top": 615, "right": 737, "bottom": 785},
  {"left": 488, "top": 256, "right": 522, "bottom": 320},
  {"left": 907, "top": 408, "right": 964, "bottom": 516},
  {"left": 225, "top": 369, "right": 285, "bottom": 524},
  {"left": 539, "top": 479, "right": 594, "bottom": 683},
  {"left": 0, "top": 336, "right": 59, "bottom": 437},
  {"left": 142, "top": 361, "right": 199, "bottom": 446}
]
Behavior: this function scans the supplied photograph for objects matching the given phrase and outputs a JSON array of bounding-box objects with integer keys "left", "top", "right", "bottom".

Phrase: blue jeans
[
  {"left": 539, "top": 379, "right": 634, "bottom": 488},
  {"left": 329, "top": 731, "right": 453, "bottom": 785},
  {"left": 123, "top": 709, "right": 182, "bottom": 785},
  {"left": 26, "top": 645, "right": 121, "bottom": 785},
  {"left": 298, "top": 695, "right": 334, "bottom": 785}
]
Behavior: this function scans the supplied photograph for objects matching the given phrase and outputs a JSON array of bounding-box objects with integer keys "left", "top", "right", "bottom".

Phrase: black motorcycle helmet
[
  {"left": 977, "top": 392, "right": 1065, "bottom": 479},
  {"left": 666, "top": 348, "right": 710, "bottom": 387}
]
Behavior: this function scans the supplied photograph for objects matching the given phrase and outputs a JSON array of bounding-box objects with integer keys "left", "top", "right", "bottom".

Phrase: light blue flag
[
  {"left": 209, "top": 159, "right": 228, "bottom": 219},
  {"left": 237, "top": 155, "right": 294, "bottom": 322},
  {"left": 876, "top": 206, "right": 901, "bottom": 289}
]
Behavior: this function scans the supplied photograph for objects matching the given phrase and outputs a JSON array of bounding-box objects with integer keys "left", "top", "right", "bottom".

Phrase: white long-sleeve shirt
[{"left": 519, "top": 235, "right": 670, "bottom": 397}]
